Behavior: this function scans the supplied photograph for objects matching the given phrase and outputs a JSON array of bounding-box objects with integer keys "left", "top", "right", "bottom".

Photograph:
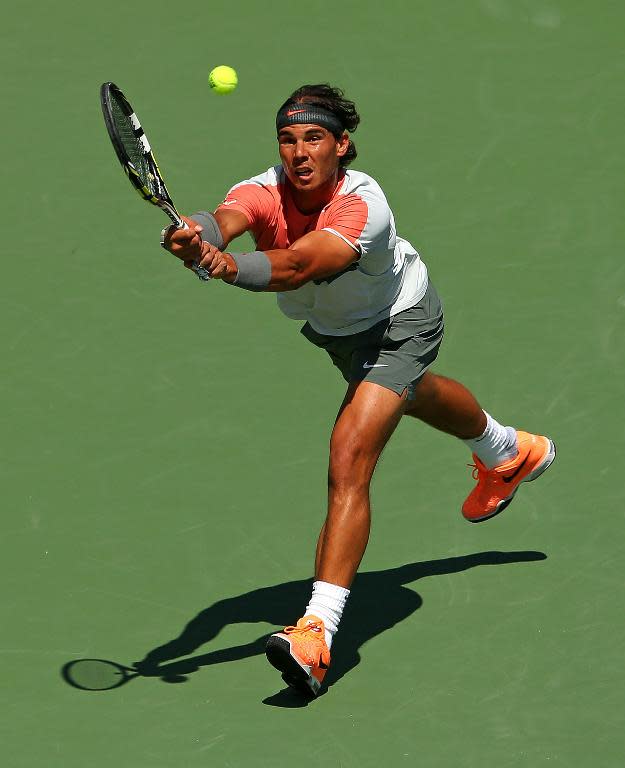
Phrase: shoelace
[
  {"left": 468, "top": 462, "right": 482, "bottom": 481},
  {"left": 284, "top": 620, "right": 322, "bottom": 636}
]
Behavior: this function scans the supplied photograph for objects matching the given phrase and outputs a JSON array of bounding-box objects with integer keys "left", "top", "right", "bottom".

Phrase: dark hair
[{"left": 277, "top": 84, "right": 360, "bottom": 167}]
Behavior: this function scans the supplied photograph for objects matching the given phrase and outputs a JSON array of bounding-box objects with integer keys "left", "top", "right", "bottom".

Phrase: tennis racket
[{"left": 100, "top": 81, "right": 210, "bottom": 281}]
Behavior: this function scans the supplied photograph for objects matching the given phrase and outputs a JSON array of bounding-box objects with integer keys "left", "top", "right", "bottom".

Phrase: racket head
[
  {"left": 61, "top": 658, "right": 137, "bottom": 691},
  {"left": 100, "top": 82, "right": 209, "bottom": 281},
  {"left": 100, "top": 82, "right": 181, "bottom": 224}
]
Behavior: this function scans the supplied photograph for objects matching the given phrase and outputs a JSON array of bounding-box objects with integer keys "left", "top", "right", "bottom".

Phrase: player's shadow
[{"left": 131, "top": 550, "right": 546, "bottom": 705}]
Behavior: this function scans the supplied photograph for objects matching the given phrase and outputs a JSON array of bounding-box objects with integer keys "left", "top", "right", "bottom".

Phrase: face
[{"left": 278, "top": 124, "right": 349, "bottom": 192}]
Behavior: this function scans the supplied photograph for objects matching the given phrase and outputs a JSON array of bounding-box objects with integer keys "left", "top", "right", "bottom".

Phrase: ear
[{"left": 336, "top": 131, "right": 350, "bottom": 157}]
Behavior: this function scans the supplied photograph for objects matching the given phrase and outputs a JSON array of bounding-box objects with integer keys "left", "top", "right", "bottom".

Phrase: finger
[
  {"left": 198, "top": 254, "right": 217, "bottom": 270},
  {"left": 198, "top": 245, "right": 219, "bottom": 269},
  {"left": 183, "top": 220, "right": 204, "bottom": 240},
  {"left": 170, "top": 229, "right": 198, "bottom": 245},
  {"left": 209, "top": 258, "right": 229, "bottom": 279},
  {"left": 181, "top": 215, "right": 204, "bottom": 236},
  {"left": 169, "top": 235, "right": 204, "bottom": 261}
]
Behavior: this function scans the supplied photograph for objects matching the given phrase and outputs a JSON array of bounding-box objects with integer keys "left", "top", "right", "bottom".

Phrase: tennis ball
[{"left": 208, "top": 65, "right": 238, "bottom": 95}]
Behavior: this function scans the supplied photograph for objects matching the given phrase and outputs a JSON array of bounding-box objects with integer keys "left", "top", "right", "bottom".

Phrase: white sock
[
  {"left": 463, "top": 411, "right": 518, "bottom": 469},
  {"left": 305, "top": 580, "right": 350, "bottom": 648}
]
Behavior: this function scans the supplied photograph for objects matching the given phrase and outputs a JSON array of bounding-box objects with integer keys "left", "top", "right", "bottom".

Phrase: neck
[{"left": 288, "top": 170, "right": 343, "bottom": 214}]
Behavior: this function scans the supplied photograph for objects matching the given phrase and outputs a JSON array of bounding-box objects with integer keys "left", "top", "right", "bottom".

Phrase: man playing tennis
[{"left": 162, "top": 84, "right": 556, "bottom": 697}]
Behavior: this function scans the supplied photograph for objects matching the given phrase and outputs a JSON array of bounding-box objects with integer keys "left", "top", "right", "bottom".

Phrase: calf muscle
[{"left": 404, "top": 372, "right": 486, "bottom": 439}]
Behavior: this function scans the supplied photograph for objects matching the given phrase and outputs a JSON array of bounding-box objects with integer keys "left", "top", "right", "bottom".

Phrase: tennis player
[{"left": 162, "top": 84, "right": 556, "bottom": 697}]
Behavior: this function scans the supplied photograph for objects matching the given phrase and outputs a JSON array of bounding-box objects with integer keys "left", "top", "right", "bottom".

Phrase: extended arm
[{"left": 200, "top": 230, "right": 359, "bottom": 292}]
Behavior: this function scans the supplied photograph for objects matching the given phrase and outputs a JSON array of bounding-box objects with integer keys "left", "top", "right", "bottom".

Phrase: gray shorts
[{"left": 300, "top": 281, "right": 444, "bottom": 400}]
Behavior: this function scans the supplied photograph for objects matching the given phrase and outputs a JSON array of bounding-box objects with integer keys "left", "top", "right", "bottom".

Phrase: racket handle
[
  {"left": 191, "top": 263, "right": 211, "bottom": 281},
  {"left": 178, "top": 220, "right": 211, "bottom": 282}
]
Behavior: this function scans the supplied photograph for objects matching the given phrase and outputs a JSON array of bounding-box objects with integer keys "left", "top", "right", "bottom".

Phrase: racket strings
[{"left": 110, "top": 97, "right": 156, "bottom": 195}]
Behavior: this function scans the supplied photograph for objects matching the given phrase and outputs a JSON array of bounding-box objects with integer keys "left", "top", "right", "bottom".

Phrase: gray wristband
[
  {"left": 189, "top": 211, "right": 225, "bottom": 249},
  {"left": 231, "top": 251, "right": 272, "bottom": 291}
]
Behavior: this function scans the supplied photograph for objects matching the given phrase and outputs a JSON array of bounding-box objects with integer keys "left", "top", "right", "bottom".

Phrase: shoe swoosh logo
[
  {"left": 363, "top": 362, "right": 389, "bottom": 369},
  {"left": 502, "top": 453, "right": 531, "bottom": 483}
]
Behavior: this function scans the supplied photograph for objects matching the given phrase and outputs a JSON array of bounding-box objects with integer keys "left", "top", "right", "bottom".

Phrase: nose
[{"left": 293, "top": 139, "right": 308, "bottom": 161}]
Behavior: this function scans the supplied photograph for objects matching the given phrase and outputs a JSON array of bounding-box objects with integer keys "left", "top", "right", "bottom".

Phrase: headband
[{"left": 276, "top": 103, "right": 345, "bottom": 135}]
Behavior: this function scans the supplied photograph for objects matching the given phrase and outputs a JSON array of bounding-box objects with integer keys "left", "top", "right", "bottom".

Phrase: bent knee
[{"left": 329, "top": 437, "right": 378, "bottom": 489}]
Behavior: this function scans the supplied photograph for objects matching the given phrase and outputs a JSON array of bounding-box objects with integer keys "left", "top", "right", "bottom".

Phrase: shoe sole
[
  {"left": 265, "top": 635, "right": 321, "bottom": 697},
  {"left": 467, "top": 438, "right": 557, "bottom": 523}
]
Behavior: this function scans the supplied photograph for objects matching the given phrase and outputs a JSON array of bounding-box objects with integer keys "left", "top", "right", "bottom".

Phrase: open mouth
[{"left": 294, "top": 167, "right": 313, "bottom": 181}]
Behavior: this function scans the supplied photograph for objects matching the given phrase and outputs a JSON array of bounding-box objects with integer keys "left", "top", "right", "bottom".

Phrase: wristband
[
  {"left": 189, "top": 211, "right": 225, "bottom": 250},
  {"left": 231, "top": 251, "right": 272, "bottom": 291}
]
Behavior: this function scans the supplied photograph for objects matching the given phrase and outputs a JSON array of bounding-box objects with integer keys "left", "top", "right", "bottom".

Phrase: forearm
[
  {"left": 212, "top": 209, "right": 249, "bottom": 249},
  {"left": 202, "top": 231, "right": 357, "bottom": 290},
  {"left": 223, "top": 249, "right": 310, "bottom": 291}
]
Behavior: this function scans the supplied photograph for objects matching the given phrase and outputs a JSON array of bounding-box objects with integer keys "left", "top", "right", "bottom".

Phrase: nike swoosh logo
[
  {"left": 363, "top": 362, "right": 389, "bottom": 369},
  {"left": 287, "top": 109, "right": 307, "bottom": 116},
  {"left": 502, "top": 452, "right": 531, "bottom": 483},
  {"left": 222, "top": 200, "right": 238, "bottom": 205}
]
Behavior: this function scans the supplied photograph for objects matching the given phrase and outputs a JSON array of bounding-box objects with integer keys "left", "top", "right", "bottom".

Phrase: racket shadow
[{"left": 60, "top": 551, "right": 546, "bottom": 701}]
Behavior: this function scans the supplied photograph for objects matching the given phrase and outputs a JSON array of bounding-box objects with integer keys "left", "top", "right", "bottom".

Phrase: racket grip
[{"left": 191, "top": 263, "right": 211, "bottom": 281}]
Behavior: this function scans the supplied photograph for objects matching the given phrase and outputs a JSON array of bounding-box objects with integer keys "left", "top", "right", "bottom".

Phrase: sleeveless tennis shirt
[{"left": 216, "top": 165, "right": 428, "bottom": 336}]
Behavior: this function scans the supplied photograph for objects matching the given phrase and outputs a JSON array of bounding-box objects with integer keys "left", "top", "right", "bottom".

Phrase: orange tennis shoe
[
  {"left": 265, "top": 615, "right": 330, "bottom": 697},
  {"left": 462, "top": 431, "right": 556, "bottom": 522}
]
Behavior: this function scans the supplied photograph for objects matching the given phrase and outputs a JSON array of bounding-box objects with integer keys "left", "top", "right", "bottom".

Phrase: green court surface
[{"left": 2, "top": 1, "right": 624, "bottom": 765}]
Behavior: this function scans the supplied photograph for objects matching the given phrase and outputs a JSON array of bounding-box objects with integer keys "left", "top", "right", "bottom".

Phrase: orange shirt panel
[
  {"left": 319, "top": 193, "right": 369, "bottom": 248},
  {"left": 217, "top": 177, "right": 369, "bottom": 252}
]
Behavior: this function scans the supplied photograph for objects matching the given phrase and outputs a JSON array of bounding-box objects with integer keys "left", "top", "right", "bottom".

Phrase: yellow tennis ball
[{"left": 208, "top": 65, "right": 238, "bottom": 95}]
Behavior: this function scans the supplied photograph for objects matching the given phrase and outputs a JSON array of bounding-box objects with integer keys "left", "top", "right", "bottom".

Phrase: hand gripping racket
[{"left": 100, "top": 82, "right": 210, "bottom": 281}]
